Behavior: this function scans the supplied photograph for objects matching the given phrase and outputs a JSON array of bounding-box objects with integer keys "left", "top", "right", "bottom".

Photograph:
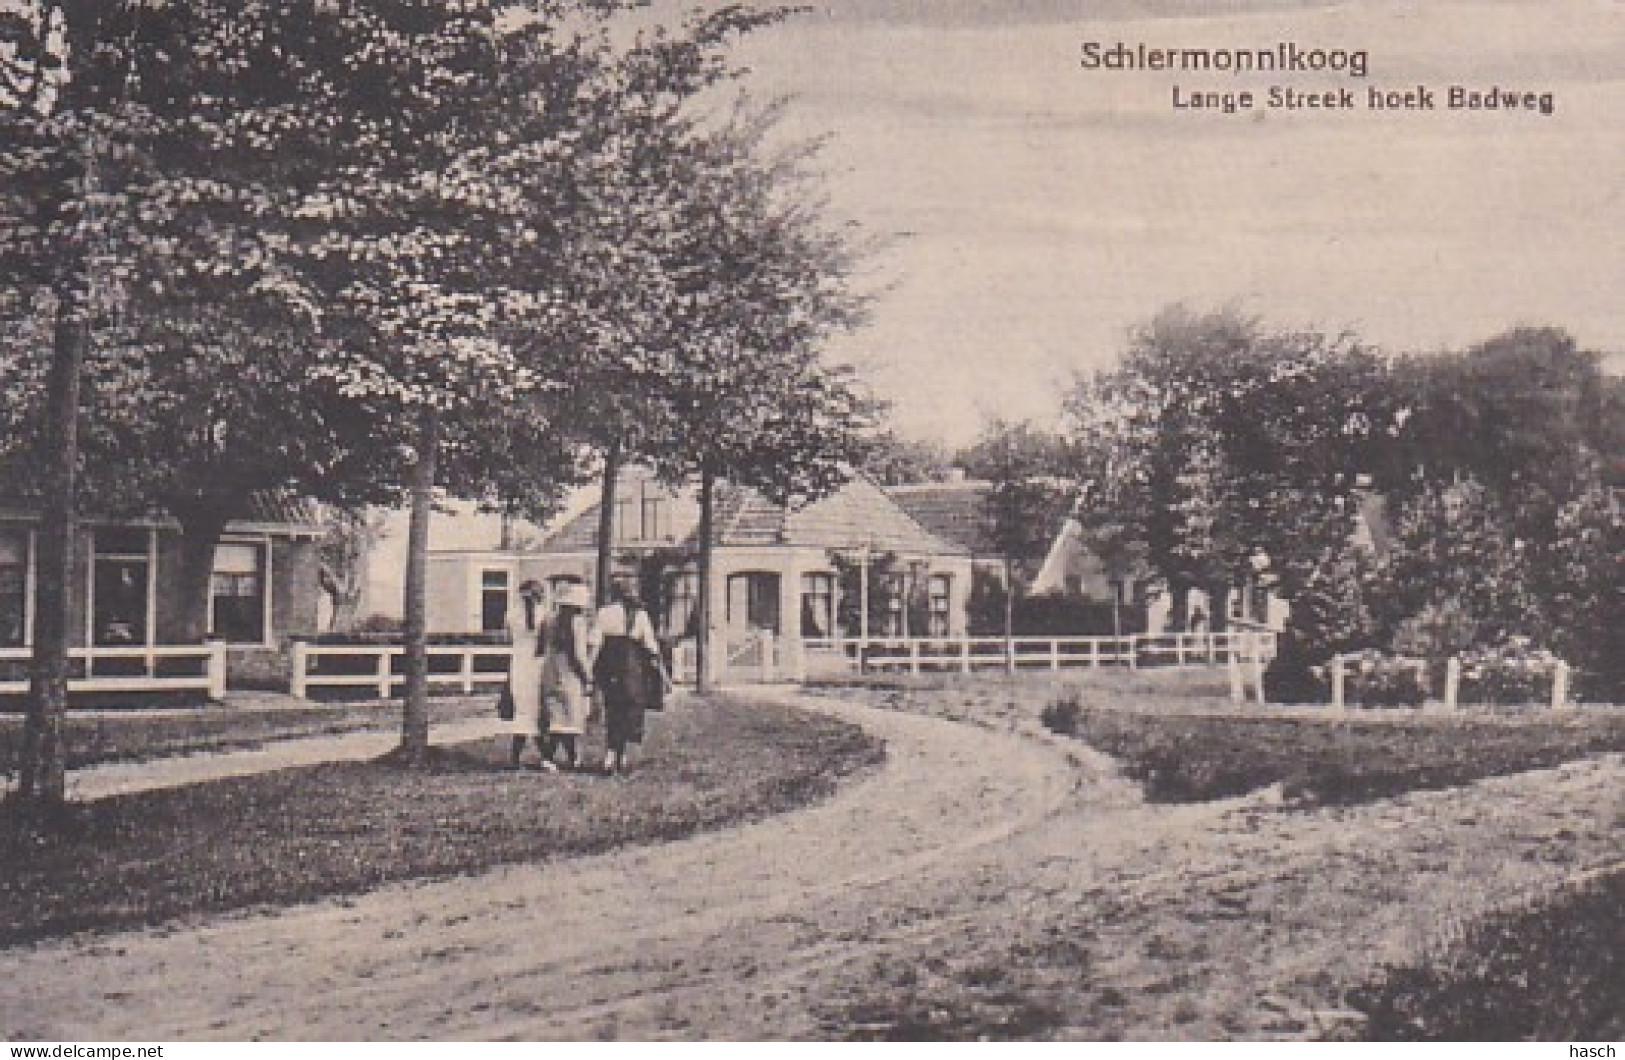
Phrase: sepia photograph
[{"left": 0, "top": 0, "right": 1621, "bottom": 1045}]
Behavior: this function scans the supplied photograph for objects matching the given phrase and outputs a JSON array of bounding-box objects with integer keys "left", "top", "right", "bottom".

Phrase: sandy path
[
  {"left": 0, "top": 694, "right": 1081, "bottom": 1041},
  {"left": 64, "top": 718, "right": 511, "bottom": 800},
  {"left": 2, "top": 691, "right": 1618, "bottom": 1041}
]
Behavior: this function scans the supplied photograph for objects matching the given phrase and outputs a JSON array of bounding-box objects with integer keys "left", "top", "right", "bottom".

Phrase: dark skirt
[{"left": 594, "top": 636, "right": 654, "bottom": 746}]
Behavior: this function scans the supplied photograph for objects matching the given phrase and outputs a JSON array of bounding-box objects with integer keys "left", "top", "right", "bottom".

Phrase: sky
[{"left": 657, "top": 0, "right": 1625, "bottom": 445}]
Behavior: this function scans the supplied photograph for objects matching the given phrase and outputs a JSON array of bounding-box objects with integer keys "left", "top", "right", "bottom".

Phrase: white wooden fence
[
  {"left": 801, "top": 630, "right": 1274, "bottom": 680},
  {"left": 289, "top": 640, "right": 513, "bottom": 700},
  {"left": 1327, "top": 652, "right": 1572, "bottom": 709},
  {"left": 0, "top": 642, "right": 227, "bottom": 698},
  {"left": 288, "top": 631, "right": 1273, "bottom": 699}
]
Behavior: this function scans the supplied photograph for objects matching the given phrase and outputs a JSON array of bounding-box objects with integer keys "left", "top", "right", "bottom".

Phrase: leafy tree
[
  {"left": 1541, "top": 484, "right": 1624, "bottom": 700},
  {"left": 1065, "top": 306, "right": 1398, "bottom": 639},
  {"left": 1387, "top": 328, "right": 1616, "bottom": 532},
  {"left": 958, "top": 418, "right": 1074, "bottom": 660},
  {"left": 861, "top": 429, "right": 957, "bottom": 486},
  {"left": 0, "top": 0, "right": 342, "bottom": 805},
  {"left": 317, "top": 506, "right": 388, "bottom": 634},
  {"left": 628, "top": 105, "right": 879, "bottom": 690}
]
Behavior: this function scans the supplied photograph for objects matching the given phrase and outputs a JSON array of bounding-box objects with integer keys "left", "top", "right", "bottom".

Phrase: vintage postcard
[{"left": 0, "top": 0, "right": 1619, "bottom": 1046}]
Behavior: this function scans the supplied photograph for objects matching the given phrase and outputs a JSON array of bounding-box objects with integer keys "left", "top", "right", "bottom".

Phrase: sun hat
[{"left": 558, "top": 582, "right": 592, "bottom": 609}]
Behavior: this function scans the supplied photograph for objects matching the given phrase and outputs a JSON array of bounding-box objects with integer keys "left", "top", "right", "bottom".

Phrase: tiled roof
[
  {"left": 542, "top": 505, "right": 610, "bottom": 554},
  {"left": 887, "top": 481, "right": 998, "bottom": 556},
  {"left": 236, "top": 491, "right": 323, "bottom": 530},
  {"left": 540, "top": 472, "right": 966, "bottom": 557},
  {"left": 0, "top": 490, "right": 322, "bottom": 534}
]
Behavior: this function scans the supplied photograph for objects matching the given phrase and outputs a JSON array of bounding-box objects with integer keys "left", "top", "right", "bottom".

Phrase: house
[
  {"left": 0, "top": 492, "right": 324, "bottom": 691},
  {"left": 344, "top": 499, "right": 552, "bottom": 636},
  {"left": 892, "top": 477, "right": 1149, "bottom": 633},
  {"left": 444, "top": 466, "right": 975, "bottom": 679}
]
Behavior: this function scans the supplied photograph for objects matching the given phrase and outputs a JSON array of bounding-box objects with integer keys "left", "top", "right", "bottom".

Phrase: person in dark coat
[{"left": 589, "top": 580, "right": 671, "bottom": 775}]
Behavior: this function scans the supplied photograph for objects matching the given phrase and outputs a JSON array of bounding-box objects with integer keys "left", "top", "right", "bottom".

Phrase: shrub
[
  {"left": 1457, "top": 637, "right": 1564, "bottom": 707},
  {"left": 1040, "top": 691, "right": 1083, "bottom": 735},
  {"left": 1345, "top": 651, "right": 1428, "bottom": 708}
]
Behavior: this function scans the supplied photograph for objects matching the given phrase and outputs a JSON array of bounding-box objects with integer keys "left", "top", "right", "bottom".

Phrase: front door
[{"left": 725, "top": 572, "right": 781, "bottom": 681}]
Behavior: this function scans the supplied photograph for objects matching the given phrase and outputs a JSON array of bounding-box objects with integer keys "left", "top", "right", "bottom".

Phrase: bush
[
  {"left": 1458, "top": 637, "right": 1564, "bottom": 707},
  {"left": 1263, "top": 624, "right": 1329, "bottom": 704},
  {"left": 1040, "top": 691, "right": 1083, "bottom": 735},
  {"left": 1345, "top": 651, "right": 1429, "bottom": 708}
]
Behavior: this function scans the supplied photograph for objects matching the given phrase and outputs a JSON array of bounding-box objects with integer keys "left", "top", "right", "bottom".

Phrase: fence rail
[
  {"left": 0, "top": 642, "right": 227, "bottom": 698},
  {"left": 290, "top": 641, "right": 513, "bottom": 700},
  {"left": 801, "top": 630, "right": 1274, "bottom": 679}
]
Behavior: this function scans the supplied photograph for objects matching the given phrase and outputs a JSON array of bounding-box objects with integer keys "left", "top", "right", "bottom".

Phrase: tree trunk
[
  {"left": 399, "top": 407, "right": 438, "bottom": 763},
  {"left": 1169, "top": 581, "right": 1191, "bottom": 634},
  {"left": 17, "top": 285, "right": 87, "bottom": 807},
  {"left": 170, "top": 504, "right": 234, "bottom": 645},
  {"left": 594, "top": 442, "right": 621, "bottom": 606},
  {"left": 695, "top": 466, "right": 715, "bottom": 692}
]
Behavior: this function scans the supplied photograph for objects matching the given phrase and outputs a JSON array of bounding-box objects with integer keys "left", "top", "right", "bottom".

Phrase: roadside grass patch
[
  {"left": 0, "top": 697, "right": 487, "bottom": 775},
  {"left": 1044, "top": 689, "right": 1625, "bottom": 805},
  {"left": 1347, "top": 867, "right": 1624, "bottom": 1041},
  {"left": 0, "top": 695, "right": 883, "bottom": 946}
]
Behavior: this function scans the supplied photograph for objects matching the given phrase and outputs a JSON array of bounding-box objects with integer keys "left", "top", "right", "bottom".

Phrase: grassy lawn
[
  {"left": 812, "top": 669, "right": 1625, "bottom": 807},
  {"left": 1042, "top": 687, "right": 1625, "bottom": 806},
  {"left": 0, "top": 697, "right": 488, "bottom": 775},
  {"left": 0, "top": 694, "right": 883, "bottom": 947},
  {"left": 1348, "top": 866, "right": 1624, "bottom": 1041}
]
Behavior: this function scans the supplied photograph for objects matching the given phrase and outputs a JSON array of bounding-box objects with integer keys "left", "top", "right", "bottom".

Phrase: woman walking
[
  {"left": 591, "top": 580, "right": 671, "bottom": 776},
  {"left": 541, "top": 581, "right": 594, "bottom": 771},
  {"left": 504, "top": 580, "right": 548, "bottom": 769}
]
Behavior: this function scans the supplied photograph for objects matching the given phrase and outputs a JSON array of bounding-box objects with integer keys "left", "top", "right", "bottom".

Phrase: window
[
  {"left": 93, "top": 528, "right": 152, "bottom": 646},
  {"left": 665, "top": 572, "right": 698, "bottom": 638},
  {"left": 613, "top": 496, "right": 634, "bottom": 543},
  {"left": 880, "top": 573, "right": 905, "bottom": 637},
  {"left": 640, "top": 490, "right": 668, "bottom": 542},
  {"left": 210, "top": 542, "right": 266, "bottom": 644},
  {"left": 0, "top": 530, "right": 28, "bottom": 647},
  {"left": 928, "top": 574, "right": 952, "bottom": 636},
  {"left": 479, "top": 569, "right": 510, "bottom": 633},
  {"left": 800, "top": 573, "right": 834, "bottom": 639}
]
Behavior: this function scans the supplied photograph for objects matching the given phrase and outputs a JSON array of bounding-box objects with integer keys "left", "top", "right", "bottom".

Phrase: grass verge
[
  {"left": 0, "top": 694, "right": 883, "bottom": 946},
  {"left": 1042, "top": 691, "right": 1625, "bottom": 805},
  {"left": 1347, "top": 866, "right": 1624, "bottom": 1041},
  {"left": 0, "top": 698, "right": 488, "bottom": 775}
]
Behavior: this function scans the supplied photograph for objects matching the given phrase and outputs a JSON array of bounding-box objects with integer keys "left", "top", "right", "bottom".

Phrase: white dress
[{"left": 505, "top": 601, "right": 546, "bottom": 735}]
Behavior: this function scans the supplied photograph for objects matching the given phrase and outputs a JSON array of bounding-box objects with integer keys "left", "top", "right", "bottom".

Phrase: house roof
[
  {"left": 0, "top": 490, "right": 322, "bottom": 535},
  {"left": 540, "top": 472, "right": 967, "bottom": 558},
  {"left": 237, "top": 492, "right": 323, "bottom": 532},
  {"left": 886, "top": 480, "right": 998, "bottom": 555}
]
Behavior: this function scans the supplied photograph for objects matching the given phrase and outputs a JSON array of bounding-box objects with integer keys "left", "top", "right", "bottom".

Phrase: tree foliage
[{"left": 1065, "top": 306, "right": 1397, "bottom": 629}]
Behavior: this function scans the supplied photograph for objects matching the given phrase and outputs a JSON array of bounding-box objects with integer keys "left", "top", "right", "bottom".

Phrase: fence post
[
  {"left": 290, "top": 640, "right": 309, "bottom": 700},
  {"left": 1331, "top": 655, "right": 1345, "bottom": 709},
  {"left": 1228, "top": 644, "right": 1244, "bottom": 703},
  {"left": 960, "top": 637, "right": 971, "bottom": 674},
  {"left": 378, "top": 649, "right": 393, "bottom": 700},
  {"left": 761, "top": 631, "right": 775, "bottom": 683},
  {"left": 1552, "top": 661, "right": 1569, "bottom": 709},
  {"left": 460, "top": 647, "right": 475, "bottom": 695},
  {"left": 206, "top": 639, "right": 227, "bottom": 700},
  {"left": 1250, "top": 634, "right": 1267, "bottom": 705},
  {"left": 1205, "top": 632, "right": 1216, "bottom": 666},
  {"left": 909, "top": 639, "right": 921, "bottom": 676},
  {"left": 1050, "top": 639, "right": 1060, "bottom": 671},
  {"left": 1129, "top": 637, "right": 1139, "bottom": 671},
  {"left": 1089, "top": 639, "right": 1099, "bottom": 669},
  {"left": 1176, "top": 634, "right": 1186, "bottom": 667},
  {"left": 1445, "top": 657, "right": 1461, "bottom": 710}
]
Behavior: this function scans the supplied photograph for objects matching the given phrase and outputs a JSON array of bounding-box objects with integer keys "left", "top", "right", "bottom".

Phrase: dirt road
[{"left": 1, "top": 691, "right": 1618, "bottom": 1040}]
